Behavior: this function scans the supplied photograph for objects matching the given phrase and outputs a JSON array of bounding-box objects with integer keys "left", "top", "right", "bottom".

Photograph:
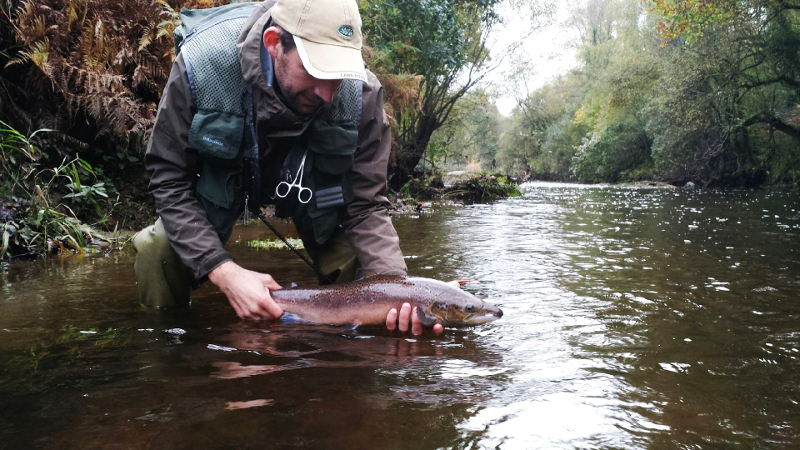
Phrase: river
[{"left": 1, "top": 182, "right": 799, "bottom": 449}]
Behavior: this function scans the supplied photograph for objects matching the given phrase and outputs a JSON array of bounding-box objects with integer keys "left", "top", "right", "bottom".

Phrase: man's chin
[{"left": 288, "top": 102, "right": 321, "bottom": 117}]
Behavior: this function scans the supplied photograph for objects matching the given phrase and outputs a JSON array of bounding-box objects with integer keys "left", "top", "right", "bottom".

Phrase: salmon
[{"left": 271, "top": 276, "right": 503, "bottom": 327}]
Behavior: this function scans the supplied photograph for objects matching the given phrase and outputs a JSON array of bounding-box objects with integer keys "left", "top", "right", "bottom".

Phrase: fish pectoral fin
[
  {"left": 416, "top": 307, "right": 437, "bottom": 327},
  {"left": 280, "top": 312, "right": 311, "bottom": 324}
]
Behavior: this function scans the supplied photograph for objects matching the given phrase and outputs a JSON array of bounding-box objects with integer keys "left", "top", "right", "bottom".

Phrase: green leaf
[{"left": 77, "top": 158, "right": 94, "bottom": 174}]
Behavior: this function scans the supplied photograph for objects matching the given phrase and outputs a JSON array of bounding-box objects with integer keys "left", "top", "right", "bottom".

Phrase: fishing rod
[{"left": 254, "top": 209, "right": 334, "bottom": 285}]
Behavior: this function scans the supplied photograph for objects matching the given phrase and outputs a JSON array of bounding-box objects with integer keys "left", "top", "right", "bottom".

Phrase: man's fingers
[
  {"left": 387, "top": 303, "right": 445, "bottom": 335},
  {"left": 411, "top": 307, "right": 423, "bottom": 335},
  {"left": 386, "top": 308, "right": 398, "bottom": 331},
  {"left": 398, "top": 303, "right": 411, "bottom": 332},
  {"left": 259, "top": 294, "right": 284, "bottom": 319},
  {"left": 231, "top": 303, "right": 245, "bottom": 319},
  {"left": 265, "top": 302, "right": 284, "bottom": 319}
]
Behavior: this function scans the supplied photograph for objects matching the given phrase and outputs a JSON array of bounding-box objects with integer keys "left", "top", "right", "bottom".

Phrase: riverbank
[{"left": 398, "top": 172, "right": 522, "bottom": 202}]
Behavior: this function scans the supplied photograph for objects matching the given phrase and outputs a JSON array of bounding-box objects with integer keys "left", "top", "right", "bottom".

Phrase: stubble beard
[{"left": 274, "top": 55, "right": 319, "bottom": 117}]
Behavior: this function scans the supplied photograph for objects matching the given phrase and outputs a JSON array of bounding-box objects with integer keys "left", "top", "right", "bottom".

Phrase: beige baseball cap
[{"left": 271, "top": 0, "right": 367, "bottom": 82}]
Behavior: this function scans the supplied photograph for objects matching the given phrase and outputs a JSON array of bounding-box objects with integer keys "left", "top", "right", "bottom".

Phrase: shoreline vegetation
[{"left": 1, "top": 0, "right": 798, "bottom": 261}]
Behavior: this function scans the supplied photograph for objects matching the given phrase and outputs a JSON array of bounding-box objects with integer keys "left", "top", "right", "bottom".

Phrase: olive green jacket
[{"left": 144, "top": 1, "right": 406, "bottom": 280}]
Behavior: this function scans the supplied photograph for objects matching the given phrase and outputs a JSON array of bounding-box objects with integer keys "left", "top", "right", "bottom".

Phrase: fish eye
[{"left": 465, "top": 305, "right": 475, "bottom": 312}]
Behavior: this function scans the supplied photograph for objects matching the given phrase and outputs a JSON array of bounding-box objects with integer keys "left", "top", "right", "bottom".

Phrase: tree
[
  {"left": 646, "top": 0, "right": 800, "bottom": 184},
  {"left": 499, "top": 75, "right": 585, "bottom": 179},
  {"left": 647, "top": 0, "right": 800, "bottom": 138},
  {"left": 359, "top": 0, "right": 536, "bottom": 188},
  {"left": 428, "top": 89, "right": 504, "bottom": 172}
]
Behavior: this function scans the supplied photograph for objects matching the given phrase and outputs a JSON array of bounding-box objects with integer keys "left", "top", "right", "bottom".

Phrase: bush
[
  {"left": 572, "top": 118, "right": 652, "bottom": 183},
  {"left": 444, "top": 173, "right": 520, "bottom": 201}
]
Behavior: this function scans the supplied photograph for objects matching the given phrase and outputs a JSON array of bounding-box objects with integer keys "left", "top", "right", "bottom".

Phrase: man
[{"left": 133, "top": 0, "right": 443, "bottom": 335}]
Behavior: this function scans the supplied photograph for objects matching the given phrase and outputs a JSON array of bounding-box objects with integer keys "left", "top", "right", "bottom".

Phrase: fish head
[{"left": 423, "top": 288, "right": 503, "bottom": 328}]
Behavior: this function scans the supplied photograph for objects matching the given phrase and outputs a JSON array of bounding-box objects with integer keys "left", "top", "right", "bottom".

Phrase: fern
[
  {"left": 1, "top": 0, "right": 229, "bottom": 167},
  {"left": 139, "top": 23, "right": 153, "bottom": 51},
  {"left": 6, "top": 37, "right": 49, "bottom": 70}
]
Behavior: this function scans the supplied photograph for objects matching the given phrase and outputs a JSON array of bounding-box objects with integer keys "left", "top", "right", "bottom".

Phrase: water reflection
[{"left": 2, "top": 183, "right": 799, "bottom": 448}]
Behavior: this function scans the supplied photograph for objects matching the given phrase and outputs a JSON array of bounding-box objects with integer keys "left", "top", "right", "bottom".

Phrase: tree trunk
[{"left": 390, "top": 115, "right": 439, "bottom": 190}]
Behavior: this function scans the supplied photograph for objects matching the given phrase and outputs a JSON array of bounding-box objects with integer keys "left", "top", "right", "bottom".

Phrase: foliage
[
  {"left": 359, "top": 0, "right": 524, "bottom": 188},
  {"left": 498, "top": 76, "right": 587, "bottom": 180},
  {"left": 5, "top": 0, "right": 186, "bottom": 145},
  {"left": 443, "top": 173, "right": 521, "bottom": 201},
  {"left": 0, "top": 0, "right": 220, "bottom": 245},
  {"left": 0, "top": 118, "right": 51, "bottom": 196},
  {"left": 395, "top": 171, "right": 519, "bottom": 202},
  {"left": 399, "top": 171, "right": 444, "bottom": 201},
  {"left": 439, "top": 0, "right": 800, "bottom": 187},
  {"left": 427, "top": 89, "right": 505, "bottom": 173},
  {"left": 247, "top": 238, "right": 305, "bottom": 251},
  {"left": 646, "top": 0, "right": 798, "bottom": 43},
  {"left": 0, "top": 121, "right": 116, "bottom": 258},
  {"left": 644, "top": 1, "right": 800, "bottom": 184},
  {"left": 573, "top": 117, "right": 652, "bottom": 182}
]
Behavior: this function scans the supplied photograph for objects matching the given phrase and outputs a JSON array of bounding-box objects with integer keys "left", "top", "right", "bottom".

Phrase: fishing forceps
[{"left": 275, "top": 149, "right": 312, "bottom": 204}]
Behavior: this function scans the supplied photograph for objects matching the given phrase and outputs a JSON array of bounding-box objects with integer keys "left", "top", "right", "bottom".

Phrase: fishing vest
[{"left": 175, "top": 2, "right": 362, "bottom": 245}]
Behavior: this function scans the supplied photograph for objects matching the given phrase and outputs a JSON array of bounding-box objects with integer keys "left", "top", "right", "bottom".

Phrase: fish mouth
[
  {"left": 467, "top": 312, "right": 502, "bottom": 325},
  {"left": 465, "top": 306, "right": 503, "bottom": 325}
]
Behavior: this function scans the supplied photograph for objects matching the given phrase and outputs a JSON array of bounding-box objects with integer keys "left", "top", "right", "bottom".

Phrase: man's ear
[{"left": 263, "top": 26, "right": 282, "bottom": 58}]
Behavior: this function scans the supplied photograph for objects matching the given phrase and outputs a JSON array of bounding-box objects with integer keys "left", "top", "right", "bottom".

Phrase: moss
[{"left": 247, "top": 238, "right": 305, "bottom": 251}]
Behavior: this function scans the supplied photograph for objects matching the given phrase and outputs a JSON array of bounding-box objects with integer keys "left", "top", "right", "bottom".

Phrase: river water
[{"left": 1, "top": 182, "right": 799, "bottom": 449}]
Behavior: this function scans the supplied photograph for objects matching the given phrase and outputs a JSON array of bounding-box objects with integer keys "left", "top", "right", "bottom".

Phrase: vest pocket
[
  {"left": 191, "top": 110, "right": 245, "bottom": 209},
  {"left": 196, "top": 158, "right": 240, "bottom": 209},
  {"left": 189, "top": 111, "right": 244, "bottom": 160},
  {"left": 195, "top": 157, "right": 243, "bottom": 243},
  {"left": 196, "top": 181, "right": 242, "bottom": 244},
  {"left": 307, "top": 120, "right": 357, "bottom": 152}
]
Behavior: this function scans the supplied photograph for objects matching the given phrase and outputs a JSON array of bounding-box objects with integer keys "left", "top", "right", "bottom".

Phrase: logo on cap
[{"left": 338, "top": 25, "right": 354, "bottom": 39}]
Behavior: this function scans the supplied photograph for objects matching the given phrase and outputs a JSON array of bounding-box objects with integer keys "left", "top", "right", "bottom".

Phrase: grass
[
  {"left": 247, "top": 238, "right": 305, "bottom": 251},
  {"left": 0, "top": 121, "right": 117, "bottom": 258}
]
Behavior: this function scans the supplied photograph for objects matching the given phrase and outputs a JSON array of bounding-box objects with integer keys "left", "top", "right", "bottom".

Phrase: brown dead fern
[{"left": 6, "top": 0, "right": 227, "bottom": 152}]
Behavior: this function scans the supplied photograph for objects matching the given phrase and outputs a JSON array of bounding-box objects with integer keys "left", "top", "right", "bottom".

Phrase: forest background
[{"left": 0, "top": 0, "right": 798, "bottom": 254}]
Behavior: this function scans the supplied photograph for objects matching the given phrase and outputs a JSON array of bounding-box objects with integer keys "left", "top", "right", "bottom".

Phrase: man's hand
[
  {"left": 209, "top": 261, "right": 283, "bottom": 320},
  {"left": 384, "top": 280, "right": 468, "bottom": 334},
  {"left": 385, "top": 303, "right": 444, "bottom": 335}
]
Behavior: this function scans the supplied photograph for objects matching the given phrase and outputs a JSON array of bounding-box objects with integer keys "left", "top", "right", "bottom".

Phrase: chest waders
[{"left": 176, "top": 3, "right": 362, "bottom": 247}]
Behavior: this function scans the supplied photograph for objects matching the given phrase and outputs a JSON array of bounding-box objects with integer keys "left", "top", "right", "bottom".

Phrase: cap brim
[{"left": 294, "top": 37, "right": 367, "bottom": 82}]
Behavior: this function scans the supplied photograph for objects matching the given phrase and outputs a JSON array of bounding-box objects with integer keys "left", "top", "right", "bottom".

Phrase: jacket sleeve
[
  {"left": 145, "top": 55, "right": 234, "bottom": 280},
  {"left": 341, "top": 70, "right": 408, "bottom": 276}
]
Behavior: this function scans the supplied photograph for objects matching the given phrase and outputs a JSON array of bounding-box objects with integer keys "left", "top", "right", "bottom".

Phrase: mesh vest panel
[{"left": 181, "top": 16, "right": 250, "bottom": 116}]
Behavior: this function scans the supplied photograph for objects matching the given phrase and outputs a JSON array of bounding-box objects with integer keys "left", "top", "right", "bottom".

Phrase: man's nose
[{"left": 314, "top": 79, "right": 341, "bottom": 104}]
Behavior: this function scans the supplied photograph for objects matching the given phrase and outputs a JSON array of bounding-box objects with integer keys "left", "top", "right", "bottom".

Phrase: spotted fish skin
[{"left": 271, "top": 276, "right": 503, "bottom": 327}]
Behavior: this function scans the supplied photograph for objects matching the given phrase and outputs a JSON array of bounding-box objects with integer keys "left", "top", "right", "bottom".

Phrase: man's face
[{"left": 273, "top": 44, "right": 343, "bottom": 116}]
